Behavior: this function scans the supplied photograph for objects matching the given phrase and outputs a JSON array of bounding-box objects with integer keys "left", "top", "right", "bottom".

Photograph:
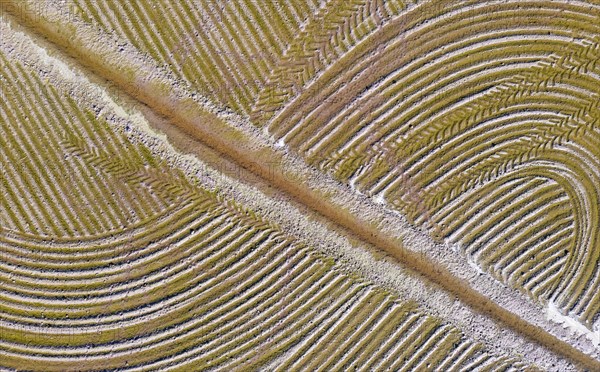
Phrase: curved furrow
[
  {"left": 295, "top": 39, "right": 567, "bottom": 158},
  {"left": 0, "top": 215, "right": 242, "bottom": 302},
  {"left": 270, "top": 9, "right": 596, "bottom": 151},
  {"left": 491, "top": 215, "right": 573, "bottom": 280},
  {"left": 0, "top": 224, "right": 274, "bottom": 321},
  {"left": 442, "top": 177, "right": 549, "bottom": 243},
  {"left": 267, "top": 2, "right": 600, "bottom": 143},
  {"left": 306, "top": 33, "right": 575, "bottom": 158},
  {"left": 0, "top": 212, "right": 225, "bottom": 291},
  {"left": 409, "top": 92, "right": 598, "bottom": 191},
  {"left": 0, "top": 231, "right": 294, "bottom": 350},
  {"left": 258, "top": 0, "right": 600, "bottom": 330},
  {"left": 461, "top": 187, "right": 565, "bottom": 256},
  {"left": 431, "top": 176, "right": 533, "bottom": 233}
]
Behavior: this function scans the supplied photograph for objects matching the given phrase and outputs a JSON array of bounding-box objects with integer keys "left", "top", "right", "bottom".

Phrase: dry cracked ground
[{"left": 0, "top": 1, "right": 599, "bottom": 371}]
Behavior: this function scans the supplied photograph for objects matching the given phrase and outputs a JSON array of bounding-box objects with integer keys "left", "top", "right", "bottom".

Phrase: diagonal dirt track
[{"left": 2, "top": 1, "right": 599, "bottom": 370}]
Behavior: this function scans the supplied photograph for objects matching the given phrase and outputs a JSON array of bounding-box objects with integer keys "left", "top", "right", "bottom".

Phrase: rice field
[
  {"left": 0, "top": 28, "right": 536, "bottom": 371},
  {"left": 1, "top": 0, "right": 599, "bottom": 370}
]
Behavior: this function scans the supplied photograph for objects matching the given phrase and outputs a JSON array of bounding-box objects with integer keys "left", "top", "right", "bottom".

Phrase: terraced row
[
  {"left": 0, "top": 35, "right": 533, "bottom": 370},
  {"left": 260, "top": 0, "right": 600, "bottom": 330}
]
